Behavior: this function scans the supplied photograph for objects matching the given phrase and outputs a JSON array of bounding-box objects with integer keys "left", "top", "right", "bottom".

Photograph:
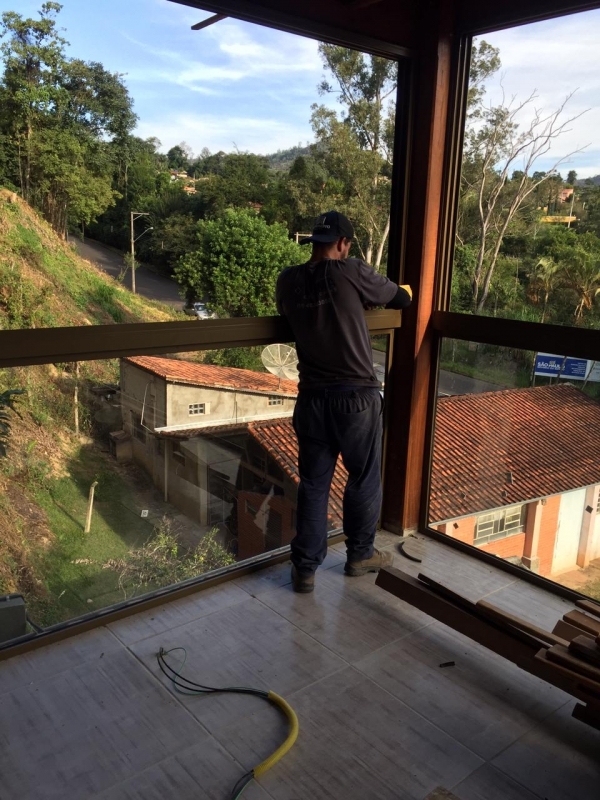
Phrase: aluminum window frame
[{"left": 420, "top": 21, "right": 600, "bottom": 602}]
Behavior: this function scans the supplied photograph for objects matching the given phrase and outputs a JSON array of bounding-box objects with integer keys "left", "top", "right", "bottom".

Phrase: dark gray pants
[{"left": 291, "top": 387, "right": 383, "bottom": 574}]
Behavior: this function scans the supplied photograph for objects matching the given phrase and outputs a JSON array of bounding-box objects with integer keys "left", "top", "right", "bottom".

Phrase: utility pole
[{"left": 130, "top": 211, "right": 151, "bottom": 294}]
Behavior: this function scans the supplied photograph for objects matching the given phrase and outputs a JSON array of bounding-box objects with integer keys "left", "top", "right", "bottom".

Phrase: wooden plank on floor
[
  {"left": 534, "top": 648, "right": 600, "bottom": 695},
  {"left": 553, "top": 619, "right": 592, "bottom": 642},
  {"left": 569, "top": 635, "right": 600, "bottom": 668},
  {"left": 546, "top": 645, "right": 600, "bottom": 684},
  {"left": 475, "top": 599, "right": 566, "bottom": 647},
  {"left": 377, "top": 567, "right": 597, "bottom": 702},
  {"left": 377, "top": 568, "right": 538, "bottom": 669},
  {"left": 575, "top": 598, "right": 600, "bottom": 620},
  {"left": 417, "top": 573, "right": 549, "bottom": 650},
  {"left": 563, "top": 610, "right": 600, "bottom": 636}
]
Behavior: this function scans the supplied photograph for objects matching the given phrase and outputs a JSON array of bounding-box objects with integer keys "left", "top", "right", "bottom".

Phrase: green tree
[
  {"left": 0, "top": 2, "right": 66, "bottom": 202},
  {"left": 174, "top": 209, "right": 304, "bottom": 317},
  {"left": 307, "top": 44, "right": 397, "bottom": 269},
  {"left": 567, "top": 169, "right": 578, "bottom": 185},
  {"left": 0, "top": 3, "right": 136, "bottom": 236},
  {"left": 548, "top": 230, "right": 600, "bottom": 321},
  {"left": 167, "top": 142, "right": 193, "bottom": 172},
  {"left": 526, "top": 256, "right": 562, "bottom": 323},
  {"left": 460, "top": 82, "right": 584, "bottom": 311}
]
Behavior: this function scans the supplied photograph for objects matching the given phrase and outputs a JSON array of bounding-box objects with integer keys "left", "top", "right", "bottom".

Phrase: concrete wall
[
  {"left": 167, "top": 383, "right": 295, "bottom": 428},
  {"left": 436, "top": 487, "right": 600, "bottom": 578},
  {"left": 119, "top": 362, "right": 167, "bottom": 476}
]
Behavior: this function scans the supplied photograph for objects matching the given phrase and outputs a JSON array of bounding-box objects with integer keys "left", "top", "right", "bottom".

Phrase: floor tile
[
  {"left": 128, "top": 598, "right": 346, "bottom": 735},
  {"left": 94, "top": 738, "right": 272, "bottom": 800},
  {"left": 0, "top": 648, "right": 205, "bottom": 800},
  {"left": 355, "top": 623, "right": 568, "bottom": 760},
  {"left": 0, "top": 626, "right": 122, "bottom": 696},
  {"left": 392, "top": 535, "right": 517, "bottom": 602},
  {"left": 483, "top": 580, "right": 575, "bottom": 631},
  {"left": 491, "top": 702, "right": 600, "bottom": 800},
  {"left": 451, "top": 763, "right": 541, "bottom": 800},
  {"left": 108, "top": 582, "right": 249, "bottom": 645},
  {"left": 260, "top": 565, "right": 432, "bottom": 662},
  {"left": 214, "top": 666, "right": 483, "bottom": 800},
  {"left": 233, "top": 549, "right": 344, "bottom": 598}
]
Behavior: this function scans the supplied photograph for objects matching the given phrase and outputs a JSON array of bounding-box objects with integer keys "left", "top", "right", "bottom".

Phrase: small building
[
  {"left": 118, "top": 356, "right": 299, "bottom": 545},
  {"left": 429, "top": 384, "right": 600, "bottom": 577},
  {"left": 559, "top": 187, "right": 574, "bottom": 203}
]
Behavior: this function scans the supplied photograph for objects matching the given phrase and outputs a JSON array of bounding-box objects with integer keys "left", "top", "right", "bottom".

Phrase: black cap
[{"left": 300, "top": 210, "right": 354, "bottom": 245}]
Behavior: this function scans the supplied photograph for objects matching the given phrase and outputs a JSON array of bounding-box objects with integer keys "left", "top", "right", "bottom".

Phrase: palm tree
[
  {"left": 560, "top": 233, "right": 600, "bottom": 322},
  {"left": 527, "top": 256, "right": 562, "bottom": 323}
]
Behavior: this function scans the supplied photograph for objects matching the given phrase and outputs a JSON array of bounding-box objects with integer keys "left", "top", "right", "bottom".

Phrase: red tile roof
[
  {"left": 248, "top": 418, "right": 347, "bottom": 529},
  {"left": 125, "top": 356, "right": 298, "bottom": 398},
  {"left": 430, "top": 384, "right": 600, "bottom": 522}
]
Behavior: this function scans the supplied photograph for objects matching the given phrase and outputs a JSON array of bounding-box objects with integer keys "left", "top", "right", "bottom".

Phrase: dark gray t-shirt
[{"left": 276, "top": 258, "right": 399, "bottom": 389}]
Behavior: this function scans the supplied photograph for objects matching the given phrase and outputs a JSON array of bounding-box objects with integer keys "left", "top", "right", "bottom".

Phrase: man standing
[{"left": 276, "top": 211, "right": 412, "bottom": 592}]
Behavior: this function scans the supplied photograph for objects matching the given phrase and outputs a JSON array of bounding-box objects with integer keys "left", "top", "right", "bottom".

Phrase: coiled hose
[{"left": 157, "top": 647, "right": 299, "bottom": 799}]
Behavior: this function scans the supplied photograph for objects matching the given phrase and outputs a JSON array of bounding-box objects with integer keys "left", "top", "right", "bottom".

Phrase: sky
[{"left": 3, "top": 1, "right": 600, "bottom": 175}]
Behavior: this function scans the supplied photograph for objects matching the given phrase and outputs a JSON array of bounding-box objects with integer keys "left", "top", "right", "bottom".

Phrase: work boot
[
  {"left": 291, "top": 565, "right": 315, "bottom": 593},
  {"left": 344, "top": 548, "right": 393, "bottom": 577}
]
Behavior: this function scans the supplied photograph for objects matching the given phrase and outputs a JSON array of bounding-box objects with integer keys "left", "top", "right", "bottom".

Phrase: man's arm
[
  {"left": 355, "top": 260, "right": 412, "bottom": 309},
  {"left": 385, "top": 284, "right": 412, "bottom": 309}
]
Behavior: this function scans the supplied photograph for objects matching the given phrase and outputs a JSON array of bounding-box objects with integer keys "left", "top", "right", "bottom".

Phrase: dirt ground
[{"left": 554, "top": 557, "right": 600, "bottom": 600}]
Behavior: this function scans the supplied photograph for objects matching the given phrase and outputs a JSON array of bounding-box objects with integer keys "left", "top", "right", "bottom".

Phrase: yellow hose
[{"left": 253, "top": 690, "right": 299, "bottom": 778}]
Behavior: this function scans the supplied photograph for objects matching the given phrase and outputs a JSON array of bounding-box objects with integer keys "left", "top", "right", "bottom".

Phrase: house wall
[
  {"left": 479, "top": 533, "right": 526, "bottom": 560},
  {"left": 120, "top": 362, "right": 167, "bottom": 476},
  {"left": 167, "top": 384, "right": 295, "bottom": 428},
  {"left": 436, "top": 489, "right": 598, "bottom": 578}
]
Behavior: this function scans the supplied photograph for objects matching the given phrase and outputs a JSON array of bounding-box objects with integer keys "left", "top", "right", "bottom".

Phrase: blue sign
[{"left": 534, "top": 353, "right": 589, "bottom": 380}]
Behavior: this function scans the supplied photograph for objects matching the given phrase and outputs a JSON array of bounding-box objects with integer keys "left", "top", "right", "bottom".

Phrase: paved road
[
  {"left": 72, "top": 237, "right": 183, "bottom": 308},
  {"left": 372, "top": 346, "right": 503, "bottom": 395}
]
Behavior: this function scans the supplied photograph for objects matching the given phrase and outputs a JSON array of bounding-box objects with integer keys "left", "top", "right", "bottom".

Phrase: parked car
[{"left": 183, "top": 302, "right": 214, "bottom": 320}]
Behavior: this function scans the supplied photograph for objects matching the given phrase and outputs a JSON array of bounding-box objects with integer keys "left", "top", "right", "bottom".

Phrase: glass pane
[
  {"left": 0, "top": 2, "right": 401, "bottom": 333},
  {"left": 1, "top": 340, "right": 398, "bottom": 640},
  {"left": 429, "top": 338, "right": 600, "bottom": 601},
  {"left": 452, "top": 11, "right": 600, "bottom": 329}
]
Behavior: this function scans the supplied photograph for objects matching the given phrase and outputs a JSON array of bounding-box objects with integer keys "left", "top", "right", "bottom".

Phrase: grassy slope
[{"left": 0, "top": 190, "right": 179, "bottom": 625}]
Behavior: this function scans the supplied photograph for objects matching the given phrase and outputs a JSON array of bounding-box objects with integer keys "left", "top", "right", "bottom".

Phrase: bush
[
  {"left": 104, "top": 517, "right": 235, "bottom": 597},
  {"left": 174, "top": 208, "right": 304, "bottom": 317}
]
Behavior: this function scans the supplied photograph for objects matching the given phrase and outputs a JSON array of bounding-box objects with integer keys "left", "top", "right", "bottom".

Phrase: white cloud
[
  {"left": 134, "top": 112, "right": 313, "bottom": 155},
  {"left": 477, "top": 9, "right": 600, "bottom": 176},
  {"left": 123, "top": 18, "right": 321, "bottom": 93}
]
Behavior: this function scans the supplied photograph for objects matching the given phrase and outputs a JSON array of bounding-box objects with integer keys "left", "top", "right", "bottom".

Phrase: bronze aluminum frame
[
  {"left": 168, "top": 0, "right": 414, "bottom": 59},
  {"left": 418, "top": 25, "right": 600, "bottom": 602},
  {"left": 0, "top": 309, "right": 401, "bottom": 368}
]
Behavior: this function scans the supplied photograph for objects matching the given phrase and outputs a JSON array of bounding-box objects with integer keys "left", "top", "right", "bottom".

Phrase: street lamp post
[{"left": 130, "top": 211, "right": 152, "bottom": 294}]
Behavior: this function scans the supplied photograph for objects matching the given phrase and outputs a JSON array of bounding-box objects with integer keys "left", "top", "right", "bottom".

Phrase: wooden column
[{"left": 382, "top": 3, "right": 455, "bottom": 534}]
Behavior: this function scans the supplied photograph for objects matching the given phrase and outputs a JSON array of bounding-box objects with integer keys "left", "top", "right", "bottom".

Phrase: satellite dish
[{"left": 261, "top": 344, "right": 299, "bottom": 382}]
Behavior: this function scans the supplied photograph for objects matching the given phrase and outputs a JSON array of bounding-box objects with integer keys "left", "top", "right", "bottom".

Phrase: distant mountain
[
  {"left": 576, "top": 175, "right": 600, "bottom": 186},
  {"left": 266, "top": 144, "right": 312, "bottom": 171}
]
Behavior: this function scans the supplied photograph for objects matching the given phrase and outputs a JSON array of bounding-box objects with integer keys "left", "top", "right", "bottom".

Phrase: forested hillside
[{"left": 0, "top": 190, "right": 181, "bottom": 625}]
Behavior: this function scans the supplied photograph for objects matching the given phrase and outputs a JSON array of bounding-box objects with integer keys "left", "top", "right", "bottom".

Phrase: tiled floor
[{"left": 0, "top": 534, "right": 598, "bottom": 800}]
